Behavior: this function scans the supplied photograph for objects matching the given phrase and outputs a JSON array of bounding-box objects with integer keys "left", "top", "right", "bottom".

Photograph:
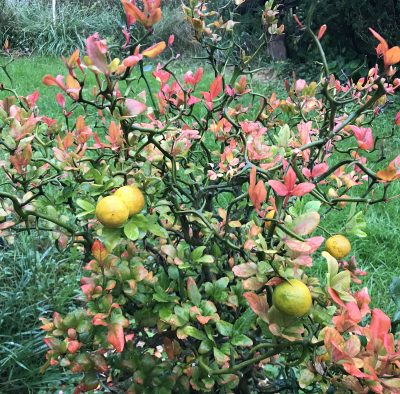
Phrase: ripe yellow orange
[
  {"left": 114, "top": 186, "right": 145, "bottom": 216},
  {"left": 264, "top": 210, "right": 276, "bottom": 230},
  {"left": 272, "top": 279, "right": 312, "bottom": 317},
  {"left": 95, "top": 195, "right": 129, "bottom": 228},
  {"left": 325, "top": 235, "right": 351, "bottom": 260}
]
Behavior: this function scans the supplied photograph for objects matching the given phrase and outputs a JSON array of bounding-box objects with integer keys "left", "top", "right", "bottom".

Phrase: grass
[
  {"left": 0, "top": 232, "right": 81, "bottom": 393},
  {"left": 0, "top": 55, "right": 399, "bottom": 391}
]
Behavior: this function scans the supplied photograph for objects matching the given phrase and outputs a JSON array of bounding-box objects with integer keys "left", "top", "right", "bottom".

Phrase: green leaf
[
  {"left": 233, "top": 308, "right": 256, "bottom": 334},
  {"left": 147, "top": 221, "right": 168, "bottom": 238},
  {"left": 187, "top": 277, "right": 201, "bottom": 306},
  {"left": 76, "top": 199, "right": 95, "bottom": 212},
  {"left": 216, "top": 320, "right": 233, "bottom": 336},
  {"left": 304, "top": 200, "right": 321, "bottom": 213},
  {"left": 191, "top": 246, "right": 206, "bottom": 262},
  {"left": 126, "top": 214, "right": 148, "bottom": 229},
  {"left": 182, "top": 325, "right": 207, "bottom": 341},
  {"left": 216, "top": 277, "right": 229, "bottom": 289},
  {"left": 213, "top": 347, "right": 229, "bottom": 366},
  {"left": 199, "top": 340, "right": 213, "bottom": 354},
  {"left": 101, "top": 228, "right": 122, "bottom": 251},
  {"left": 277, "top": 124, "right": 290, "bottom": 148},
  {"left": 124, "top": 221, "right": 140, "bottom": 240},
  {"left": 345, "top": 210, "right": 367, "bottom": 238},
  {"left": 231, "top": 334, "right": 253, "bottom": 347},
  {"left": 197, "top": 254, "right": 214, "bottom": 264},
  {"left": 168, "top": 266, "right": 179, "bottom": 280}
]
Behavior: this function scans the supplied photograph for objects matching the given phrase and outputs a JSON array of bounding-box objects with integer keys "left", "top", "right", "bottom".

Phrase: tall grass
[
  {"left": 1, "top": 0, "right": 122, "bottom": 56},
  {"left": 0, "top": 233, "right": 81, "bottom": 393}
]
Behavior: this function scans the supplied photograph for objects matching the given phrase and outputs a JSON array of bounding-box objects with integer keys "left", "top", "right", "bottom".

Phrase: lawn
[{"left": 0, "top": 55, "right": 399, "bottom": 392}]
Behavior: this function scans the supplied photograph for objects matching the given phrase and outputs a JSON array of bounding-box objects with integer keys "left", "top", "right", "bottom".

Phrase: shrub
[{"left": 0, "top": 0, "right": 400, "bottom": 393}]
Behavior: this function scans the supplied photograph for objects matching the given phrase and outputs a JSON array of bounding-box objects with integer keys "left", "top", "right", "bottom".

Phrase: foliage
[
  {"left": 0, "top": 0, "right": 121, "bottom": 56},
  {"left": 0, "top": 0, "right": 400, "bottom": 392},
  {"left": 284, "top": 0, "right": 400, "bottom": 77}
]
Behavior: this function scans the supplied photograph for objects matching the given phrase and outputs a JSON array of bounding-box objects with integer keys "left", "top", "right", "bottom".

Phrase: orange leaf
[
  {"left": 376, "top": 163, "right": 397, "bottom": 182},
  {"left": 65, "top": 49, "right": 80, "bottom": 68},
  {"left": 142, "top": 41, "right": 166, "bottom": 58},
  {"left": 384, "top": 46, "right": 400, "bottom": 67},
  {"left": 369, "top": 28, "right": 389, "bottom": 56},
  {"left": 107, "top": 323, "right": 125, "bottom": 352}
]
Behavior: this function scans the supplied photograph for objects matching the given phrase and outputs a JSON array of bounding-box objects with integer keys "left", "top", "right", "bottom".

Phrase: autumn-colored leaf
[
  {"left": 142, "top": 41, "right": 166, "bottom": 58},
  {"left": 125, "top": 98, "right": 147, "bottom": 117},
  {"left": 107, "top": 323, "right": 125, "bottom": 352},
  {"left": 86, "top": 33, "right": 108, "bottom": 74},
  {"left": 369, "top": 308, "right": 391, "bottom": 343},
  {"left": 92, "top": 240, "right": 109, "bottom": 263},
  {"left": 232, "top": 262, "right": 258, "bottom": 278},
  {"left": 243, "top": 292, "right": 268, "bottom": 322},
  {"left": 248, "top": 166, "right": 267, "bottom": 212},
  {"left": 292, "top": 212, "right": 320, "bottom": 236}
]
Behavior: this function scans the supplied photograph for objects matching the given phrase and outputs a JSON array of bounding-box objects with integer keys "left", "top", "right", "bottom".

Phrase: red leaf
[
  {"left": 67, "top": 339, "right": 81, "bottom": 354},
  {"left": 123, "top": 54, "right": 143, "bottom": 67},
  {"left": 56, "top": 93, "right": 65, "bottom": 108},
  {"left": 168, "top": 34, "right": 175, "bottom": 47},
  {"left": 343, "top": 363, "right": 372, "bottom": 379},
  {"left": 369, "top": 308, "right": 391, "bottom": 342},
  {"left": 328, "top": 287, "right": 346, "bottom": 308},
  {"left": 268, "top": 180, "right": 289, "bottom": 197},
  {"left": 209, "top": 75, "right": 223, "bottom": 99},
  {"left": 284, "top": 166, "right": 297, "bottom": 191},
  {"left": 27, "top": 90, "right": 39, "bottom": 108},
  {"left": 312, "top": 162, "right": 329, "bottom": 178},
  {"left": 349, "top": 125, "right": 374, "bottom": 151},
  {"left": 193, "top": 67, "right": 204, "bottom": 84},
  {"left": 305, "top": 236, "right": 324, "bottom": 253},
  {"left": 285, "top": 238, "right": 312, "bottom": 253},
  {"left": 0, "top": 221, "right": 16, "bottom": 231},
  {"left": 291, "top": 182, "right": 315, "bottom": 197},
  {"left": 317, "top": 24, "right": 327, "bottom": 40},
  {"left": 395, "top": 111, "right": 400, "bottom": 126},
  {"left": 249, "top": 167, "right": 267, "bottom": 210},
  {"left": 107, "top": 323, "right": 125, "bottom": 353},
  {"left": 42, "top": 74, "right": 66, "bottom": 90},
  {"left": 266, "top": 277, "right": 284, "bottom": 286}
]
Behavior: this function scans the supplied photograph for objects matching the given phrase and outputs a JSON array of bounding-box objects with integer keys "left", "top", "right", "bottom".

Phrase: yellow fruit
[
  {"left": 95, "top": 195, "right": 129, "bottom": 228},
  {"left": 264, "top": 210, "right": 276, "bottom": 230},
  {"left": 114, "top": 186, "right": 145, "bottom": 216},
  {"left": 325, "top": 235, "right": 351, "bottom": 260},
  {"left": 272, "top": 279, "right": 312, "bottom": 317}
]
